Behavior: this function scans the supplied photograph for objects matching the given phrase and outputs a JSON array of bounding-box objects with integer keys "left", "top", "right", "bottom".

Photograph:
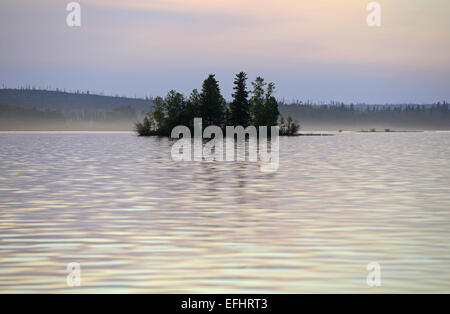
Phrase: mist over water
[{"left": 0, "top": 132, "right": 449, "bottom": 293}]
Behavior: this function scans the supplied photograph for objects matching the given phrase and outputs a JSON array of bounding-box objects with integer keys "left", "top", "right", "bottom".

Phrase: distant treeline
[
  {"left": 0, "top": 88, "right": 152, "bottom": 114},
  {"left": 279, "top": 101, "right": 450, "bottom": 130},
  {"left": 0, "top": 87, "right": 449, "bottom": 131},
  {"left": 0, "top": 103, "right": 139, "bottom": 131},
  {"left": 0, "top": 103, "right": 64, "bottom": 121}
]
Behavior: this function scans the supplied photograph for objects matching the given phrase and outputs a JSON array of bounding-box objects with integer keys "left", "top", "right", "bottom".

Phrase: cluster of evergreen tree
[{"left": 136, "top": 73, "right": 300, "bottom": 136}]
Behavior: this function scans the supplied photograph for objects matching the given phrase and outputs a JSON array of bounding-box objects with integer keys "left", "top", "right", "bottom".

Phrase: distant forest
[
  {"left": 0, "top": 87, "right": 449, "bottom": 131},
  {"left": 279, "top": 101, "right": 450, "bottom": 131},
  {"left": 0, "top": 103, "right": 139, "bottom": 131},
  {"left": 0, "top": 88, "right": 149, "bottom": 131}
]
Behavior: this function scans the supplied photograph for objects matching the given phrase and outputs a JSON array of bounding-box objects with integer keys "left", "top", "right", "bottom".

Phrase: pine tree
[
  {"left": 264, "top": 82, "right": 280, "bottom": 126},
  {"left": 230, "top": 72, "right": 250, "bottom": 127},
  {"left": 199, "top": 74, "right": 225, "bottom": 127},
  {"left": 250, "top": 77, "right": 266, "bottom": 126}
]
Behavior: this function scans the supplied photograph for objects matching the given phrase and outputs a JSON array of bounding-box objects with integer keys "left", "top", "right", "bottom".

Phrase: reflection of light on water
[
  {"left": 0, "top": 132, "right": 449, "bottom": 293},
  {"left": 115, "top": 208, "right": 154, "bottom": 212}
]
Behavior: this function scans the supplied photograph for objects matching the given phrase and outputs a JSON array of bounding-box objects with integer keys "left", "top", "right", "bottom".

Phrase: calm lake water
[{"left": 0, "top": 131, "right": 449, "bottom": 293}]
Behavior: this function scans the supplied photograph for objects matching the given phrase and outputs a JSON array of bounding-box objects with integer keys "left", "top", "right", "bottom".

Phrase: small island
[{"left": 135, "top": 72, "right": 300, "bottom": 137}]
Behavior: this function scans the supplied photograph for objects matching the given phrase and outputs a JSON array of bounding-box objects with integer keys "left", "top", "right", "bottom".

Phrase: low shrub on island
[{"left": 135, "top": 73, "right": 300, "bottom": 136}]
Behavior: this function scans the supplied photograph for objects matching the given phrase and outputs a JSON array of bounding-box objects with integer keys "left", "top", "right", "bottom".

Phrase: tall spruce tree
[
  {"left": 250, "top": 76, "right": 267, "bottom": 126},
  {"left": 199, "top": 74, "right": 225, "bottom": 127},
  {"left": 230, "top": 72, "right": 251, "bottom": 127},
  {"left": 264, "top": 82, "right": 280, "bottom": 126}
]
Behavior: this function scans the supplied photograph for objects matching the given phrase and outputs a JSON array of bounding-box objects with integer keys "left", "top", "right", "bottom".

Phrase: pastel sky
[{"left": 1, "top": 0, "right": 449, "bottom": 103}]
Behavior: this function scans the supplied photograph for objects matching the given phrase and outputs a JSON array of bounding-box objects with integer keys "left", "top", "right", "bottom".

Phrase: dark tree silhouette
[
  {"left": 135, "top": 74, "right": 299, "bottom": 136},
  {"left": 165, "top": 90, "right": 185, "bottom": 130},
  {"left": 152, "top": 96, "right": 167, "bottom": 134},
  {"left": 135, "top": 116, "right": 153, "bottom": 136},
  {"left": 279, "top": 116, "right": 300, "bottom": 136},
  {"left": 264, "top": 82, "right": 280, "bottom": 127},
  {"left": 230, "top": 72, "right": 251, "bottom": 127},
  {"left": 183, "top": 89, "right": 200, "bottom": 130},
  {"left": 199, "top": 74, "right": 225, "bottom": 127},
  {"left": 139, "top": 90, "right": 186, "bottom": 136},
  {"left": 250, "top": 76, "right": 266, "bottom": 127}
]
